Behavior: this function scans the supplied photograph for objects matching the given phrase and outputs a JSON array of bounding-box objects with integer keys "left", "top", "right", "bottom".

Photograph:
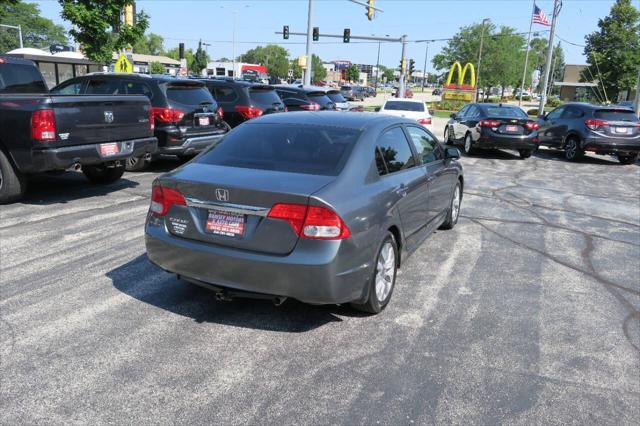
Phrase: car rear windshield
[
  {"left": 384, "top": 101, "right": 424, "bottom": 112},
  {"left": 249, "top": 88, "right": 282, "bottom": 105},
  {"left": 197, "top": 124, "right": 361, "bottom": 176},
  {"left": 594, "top": 109, "right": 638, "bottom": 122},
  {"left": 308, "top": 94, "right": 333, "bottom": 106},
  {"left": 327, "top": 92, "right": 346, "bottom": 103},
  {"left": 166, "top": 85, "right": 214, "bottom": 105},
  {"left": 0, "top": 63, "right": 48, "bottom": 93},
  {"left": 485, "top": 106, "right": 528, "bottom": 118}
]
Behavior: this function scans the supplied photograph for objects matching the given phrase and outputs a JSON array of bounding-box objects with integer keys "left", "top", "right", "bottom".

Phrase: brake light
[
  {"left": 235, "top": 105, "right": 263, "bottom": 119},
  {"left": 300, "top": 102, "right": 321, "bottom": 111},
  {"left": 284, "top": 106, "right": 289, "bottom": 112},
  {"left": 148, "top": 105, "right": 155, "bottom": 132},
  {"left": 267, "top": 203, "right": 351, "bottom": 240},
  {"left": 479, "top": 119, "right": 501, "bottom": 128},
  {"left": 31, "top": 109, "right": 57, "bottom": 141},
  {"left": 152, "top": 107, "right": 185, "bottom": 123},
  {"left": 0, "top": 58, "right": 5, "bottom": 64},
  {"left": 417, "top": 117, "right": 432, "bottom": 125},
  {"left": 524, "top": 121, "right": 540, "bottom": 130},
  {"left": 585, "top": 119, "right": 609, "bottom": 130},
  {"left": 149, "top": 185, "right": 186, "bottom": 216},
  {"left": 216, "top": 106, "right": 224, "bottom": 119}
]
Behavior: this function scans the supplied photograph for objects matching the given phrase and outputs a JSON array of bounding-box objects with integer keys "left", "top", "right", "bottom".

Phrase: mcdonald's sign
[{"left": 443, "top": 62, "right": 476, "bottom": 101}]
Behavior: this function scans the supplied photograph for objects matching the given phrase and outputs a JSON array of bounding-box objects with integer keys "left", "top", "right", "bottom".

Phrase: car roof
[
  {"left": 246, "top": 111, "right": 411, "bottom": 130},
  {"left": 0, "top": 55, "right": 36, "bottom": 66},
  {"left": 84, "top": 72, "right": 205, "bottom": 85},
  {"left": 274, "top": 84, "right": 326, "bottom": 94}
]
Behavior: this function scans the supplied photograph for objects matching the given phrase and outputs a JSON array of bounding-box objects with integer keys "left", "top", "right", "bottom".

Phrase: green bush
[
  {"left": 482, "top": 97, "right": 501, "bottom": 103},
  {"left": 545, "top": 97, "right": 563, "bottom": 108},
  {"left": 521, "top": 95, "right": 532, "bottom": 101},
  {"left": 430, "top": 100, "right": 466, "bottom": 111},
  {"left": 148, "top": 61, "right": 166, "bottom": 74},
  {"left": 527, "top": 108, "right": 541, "bottom": 116}
]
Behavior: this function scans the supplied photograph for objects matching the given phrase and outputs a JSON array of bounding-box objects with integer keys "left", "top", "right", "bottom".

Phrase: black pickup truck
[{"left": 0, "top": 56, "right": 157, "bottom": 203}]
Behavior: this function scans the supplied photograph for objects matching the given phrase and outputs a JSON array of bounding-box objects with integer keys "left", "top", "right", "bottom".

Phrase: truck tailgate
[{"left": 49, "top": 95, "right": 152, "bottom": 147}]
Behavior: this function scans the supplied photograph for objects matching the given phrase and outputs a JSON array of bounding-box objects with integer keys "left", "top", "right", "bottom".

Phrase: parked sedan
[
  {"left": 537, "top": 103, "right": 640, "bottom": 164},
  {"left": 377, "top": 98, "right": 433, "bottom": 132},
  {"left": 445, "top": 103, "right": 539, "bottom": 159},
  {"left": 145, "top": 112, "right": 463, "bottom": 313}
]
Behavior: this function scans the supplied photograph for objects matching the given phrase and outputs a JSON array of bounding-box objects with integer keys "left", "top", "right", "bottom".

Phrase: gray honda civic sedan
[{"left": 145, "top": 112, "right": 463, "bottom": 313}]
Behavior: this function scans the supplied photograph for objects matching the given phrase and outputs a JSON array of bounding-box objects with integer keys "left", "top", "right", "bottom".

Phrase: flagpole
[
  {"left": 518, "top": 0, "right": 535, "bottom": 107},
  {"left": 538, "top": 0, "right": 561, "bottom": 116}
]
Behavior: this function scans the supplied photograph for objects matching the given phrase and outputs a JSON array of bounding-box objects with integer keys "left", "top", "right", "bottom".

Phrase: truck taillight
[
  {"left": 152, "top": 107, "right": 185, "bottom": 123},
  {"left": 31, "top": 109, "right": 57, "bottom": 142},
  {"left": 267, "top": 203, "right": 351, "bottom": 240},
  {"left": 150, "top": 185, "right": 186, "bottom": 216},
  {"left": 585, "top": 119, "right": 609, "bottom": 130}
]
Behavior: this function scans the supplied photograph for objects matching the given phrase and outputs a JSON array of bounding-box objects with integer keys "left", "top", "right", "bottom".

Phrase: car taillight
[
  {"left": 417, "top": 117, "right": 432, "bottom": 125},
  {"left": 152, "top": 107, "right": 185, "bottom": 123},
  {"left": 267, "top": 203, "right": 351, "bottom": 240},
  {"left": 235, "top": 105, "right": 263, "bottom": 119},
  {"left": 31, "top": 109, "right": 57, "bottom": 142},
  {"left": 524, "top": 121, "right": 540, "bottom": 130},
  {"left": 148, "top": 105, "right": 155, "bottom": 132},
  {"left": 585, "top": 119, "right": 609, "bottom": 130},
  {"left": 149, "top": 185, "right": 186, "bottom": 216},
  {"left": 300, "top": 102, "right": 321, "bottom": 111},
  {"left": 216, "top": 106, "right": 224, "bottom": 119},
  {"left": 284, "top": 106, "right": 289, "bottom": 112},
  {"left": 479, "top": 119, "right": 501, "bottom": 128}
]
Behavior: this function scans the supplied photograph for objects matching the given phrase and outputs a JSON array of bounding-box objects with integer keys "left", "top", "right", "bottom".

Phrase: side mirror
[
  {"left": 374, "top": 107, "right": 381, "bottom": 112},
  {"left": 445, "top": 147, "right": 461, "bottom": 159},
  {"left": 450, "top": 113, "right": 457, "bottom": 119}
]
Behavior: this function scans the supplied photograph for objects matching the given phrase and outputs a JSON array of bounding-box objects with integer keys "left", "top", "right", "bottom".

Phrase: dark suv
[
  {"left": 340, "top": 85, "right": 365, "bottom": 102},
  {"left": 52, "top": 74, "right": 229, "bottom": 171},
  {"left": 201, "top": 79, "right": 285, "bottom": 128},
  {"left": 274, "top": 85, "right": 336, "bottom": 111},
  {"left": 538, "top": 103, "right": 640, "bottom": 164}
]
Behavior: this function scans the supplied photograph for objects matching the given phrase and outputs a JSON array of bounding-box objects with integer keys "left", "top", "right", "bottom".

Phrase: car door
[
  {"left": 538, "top": 105, "right": 565, "bottom": 146},
  {"left": 558, "top": 106, "right": 584, "bottom": 146},
  {"left": 375, "top": 126, "right": 429, "bottom": 248},
  {"left": 464, "top": 105, "right": 483, "bottom": 141},
  {"left": 405, "top": 125, "right": 452, "bottom": 225},
  {"left": 453, "top": 104, "right": 471, "bottom": 139}
]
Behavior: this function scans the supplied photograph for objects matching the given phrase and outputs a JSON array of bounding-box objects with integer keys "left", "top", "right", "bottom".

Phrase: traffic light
[
  {"left": 409, "top": 59, "right": 415, "bottom": 76},
  {"left": 343, "top": 28, "right": 350, "bottom": 43},
  {"left": 367, "top": 0, "right": 375, "bottom": 21},
  {"left": 313, "top": 27, "right": 319, "bottom": 41},
  {"left": 399, "top": 59, "right": 406, "bottom": 74},
  {"left": 283, "top": 25, "right": 289, "bottom": 40}
]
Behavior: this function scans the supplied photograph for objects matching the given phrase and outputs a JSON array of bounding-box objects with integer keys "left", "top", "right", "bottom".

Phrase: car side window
[
  {"left": 546, "top": 106, "right": 565, "bottom": 120},
  {"left": 466, "top": 105, "right": 481, "bottom": 119},
  {"left": 86, "top": 79, "right": 124, "bottom": 95},
  {"left": 561, "top": 107, "right": 583, "bottom": 119},
  {"left": 375, "top": 127, "right": 416, "bottom": 175},
  {"left": 124, "top": 80, "right": 154, "bottom": 100},
  {"left": 53, "top": 80, "right": 84, "bottom": 95},
  {"left": 406, "top": 126, "right": 440, "bottom": 164},
  {"left": 213, "top": 86, "right": 238, "bottom": 102},
  {"left": 457, "top": 105, "right": 470, "bottom": 118}
]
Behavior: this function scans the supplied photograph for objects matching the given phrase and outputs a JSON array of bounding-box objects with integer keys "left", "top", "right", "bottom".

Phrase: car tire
[
  {"left": 445, "top": 126, "right": 455, "bottom": 145},
  {"left": 125, "top": 155, "right": 150, "bottom": 172},
  {"left": 0, "top": 148, "right": 26, "bottom": 204},
  {"left": 463, "top": 133, "right": 474, "bottom": 155},
  {"left": 563, "top": 137, "right": 583, "bottom": 162},
  {"left": 82, "top": 164, "right": 125, "bottom": 184},
  {"left": 519, "top": 149, "right": 533, "bottom": 159},
  {"left": 351, "top": 233, "right": 398, "bottom": 314},
  {"left": 617, "top": 154, "right": 638, "bottom": 165},
  {"left": 439, "top": 181, "right": 462, "bottom": 230}
]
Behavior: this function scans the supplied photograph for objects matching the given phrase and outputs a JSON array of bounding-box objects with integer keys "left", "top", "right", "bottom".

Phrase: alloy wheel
[
  {"left": 451, "top": 185, "right": 461, "bottom": 222},
  {"left": 464, "top": 135, "right": 472, "bottom": 153},
  {"left": 448, "top": 127, "right": 455, "bottom": 144},
  {"left": 565, "top": 139, "right": 577, "bottom": 160},
  {"left": 375, "top": 242, "right": 395, "bottom": 303}
]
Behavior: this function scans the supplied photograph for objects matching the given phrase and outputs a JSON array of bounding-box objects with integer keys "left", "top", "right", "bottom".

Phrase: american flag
[{"left": 532, "top": 3, "right": 551, "bottom": 26}]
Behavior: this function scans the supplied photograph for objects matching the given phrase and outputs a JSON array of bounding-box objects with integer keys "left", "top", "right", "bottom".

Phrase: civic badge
[
  {"left": 104, "top": 111, "right": 114, "bottom": 123},
  {"left": 215, "top": 188, "right": 229, "bottom": 202}
]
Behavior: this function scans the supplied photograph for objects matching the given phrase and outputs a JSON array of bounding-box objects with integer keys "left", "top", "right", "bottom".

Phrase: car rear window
[
  {"left": 197, "top": 124, "right": 361, "bottom": 176},
  {"left": 166, "top": 85, "right": 213, "bottom": 105},
  {"left": 485, "top": 106, "right": 528, "bottom": 118},
  {"left": 594, "top": 109, "right": 638, "bottom": 122},
  {"left": 384, "top": 101, "right": 425, "bottom": 112},
  {"left": 249, "top": 88, "right": 281, "bottom": 105},
  {"left": 0, "top": 63, "right": 48, "bottom": 93},
  {"left": 308, "top": 94, "right": 333, "bottom": 106},
  {"left": 327, "top": 92, "right": 346, "bottom": 103}
]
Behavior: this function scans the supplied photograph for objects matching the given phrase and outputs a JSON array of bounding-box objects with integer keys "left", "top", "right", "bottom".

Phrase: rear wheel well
[
  {"left": 562, "top": 133, "right": 581, "bottom": 148},
  {"left": 387, "top": 225, "right": 402, "bottom": 267}
]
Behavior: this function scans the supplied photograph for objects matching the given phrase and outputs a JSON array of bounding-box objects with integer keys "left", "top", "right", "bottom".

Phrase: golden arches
[{"left": 445, "top": 61, "right": 476, "bottom": 88}]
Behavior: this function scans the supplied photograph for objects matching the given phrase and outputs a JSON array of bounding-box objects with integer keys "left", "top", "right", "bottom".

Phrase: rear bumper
[
  {"left": 158, "top": 132, "right": 226, "bottom": 156},
  {"left": 144, "top": 220, "right": 370, "bottom": 305},
  {"left": 477, "top": 131, "right": 538, "bottom": 150},
  {"left": 25, "top": 137, "right": 157, "bottom": 173},
  {"left": 583, "top": 135, "right": 640, "bottom": 154}
]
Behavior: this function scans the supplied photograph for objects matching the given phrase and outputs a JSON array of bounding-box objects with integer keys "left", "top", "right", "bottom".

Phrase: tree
[
  {"left": 239, "top": 44, "right": 289, "bottom": 79},
  {"left": 191, "top": 41, "right": 209, "bottom": 75},
  {"left": 527, "top": 37, "right": 565, "bottom": 92},
  {"left": 347, "top": 64, "right": 359, "bottom": 82},
  {"left": 0, "top": 1, "right": 68, "bottom": 53},
  {"left": 165, "top": 46, "right": 195, "bottom": 72},
  {"left": 582, "top": 0, "right": 640, "bottom": 101},
  {"left": 59, "top": 0, "right": 149, "bottom": 64},
  {"left": 382, "top": 67, "right": 395, "bottom": 82},
  {"left": 290, "top": 59, "right": 302, "bottom": 80},
  {"left": 311, "top": 54, "right": 326, "bottom": 83},
  {"left": 132, "top": 32, "right": 163, "bottom": 55},
  {"left": 148, "top": 61, "right": 165, "bottom": 74}
]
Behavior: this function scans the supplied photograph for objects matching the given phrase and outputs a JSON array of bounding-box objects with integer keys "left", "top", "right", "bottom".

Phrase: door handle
[
  {"left": 426, "top": 175, "right": 435, "bottom": 183},
  {"left": 395, "top": 185, "right": 408, "bottom": 197}
]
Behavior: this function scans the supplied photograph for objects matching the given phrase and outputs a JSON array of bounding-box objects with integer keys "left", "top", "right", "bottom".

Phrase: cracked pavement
[{"left": 1, "top": 119, "right": 639, "bottom": 424}]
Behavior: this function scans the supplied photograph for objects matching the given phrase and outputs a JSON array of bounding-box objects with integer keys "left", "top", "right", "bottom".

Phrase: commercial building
[
  {"left": 553, "top": 64, "right": 597, "bottom": 102},
  {"left": 205, "top": 61, "right": 268, "bottom": 81}
]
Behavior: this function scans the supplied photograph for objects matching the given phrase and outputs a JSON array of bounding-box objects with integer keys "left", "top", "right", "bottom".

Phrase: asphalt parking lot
[{"left": 1, "top": 117, "right": 639, "bottom": 424}]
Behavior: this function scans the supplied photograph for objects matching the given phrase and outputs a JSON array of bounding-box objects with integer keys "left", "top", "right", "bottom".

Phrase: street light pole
[
  {"left": 421, "top": 41, "right": 429, "bottom": 92},
  {"left": 232, "top": 11, "right": 237, "bottom": 78},
  {"left": 0, "top": 24, "right": 23, "bottom": 48},
  {"left": 398, "top": 35, "right": 407, "bottom": 98},
  {"left": 375, "top": 40, "right": 381, "bottom": 91},
  {"left": 475, "top": 18, "right": 490, "bottom": 103},
  {"left": 304, "top": 0, "right": 314, "bottom": 85},
  {"left": 538, "top": 0, "right": 562, "bottom": 116}
]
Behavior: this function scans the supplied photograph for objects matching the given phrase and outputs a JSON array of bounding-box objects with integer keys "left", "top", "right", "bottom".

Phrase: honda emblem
[
  {"left": 104, "top": 111, "right": 114, "bottom": 123},
  {"left": 215, "top": 188, "right": 229, "bottom": 202}
]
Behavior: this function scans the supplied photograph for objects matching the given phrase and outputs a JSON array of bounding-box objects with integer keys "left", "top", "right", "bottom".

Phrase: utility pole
[
  {"left": 519, "top": 0, "right": 535, "bottom": 106},
  {"left": 538, "top": 0, "right": 562, "bottom": 116},
  {"left": 304, "top": 0, "right": 314, "bottom": 86},
  {"left": 475, "top": 18, "right": 490, "bottom": 103},
  {"left": 420, "top": 41, "right": 429, "bottom": 92},
  {"left": 375, "top": 40, "right": 381, "bottom": 91},
  {"left": 232, "top": 11, "right": 237, "bottom": 78},
  {"left": 1, "top": 24, "right": 24, "bottom": 49},
  {"left": 634, "top": 66, "right": 640, "bottom": 118},
  {"left": 398, "top": 35, "right": 407, "bottom": 98}
]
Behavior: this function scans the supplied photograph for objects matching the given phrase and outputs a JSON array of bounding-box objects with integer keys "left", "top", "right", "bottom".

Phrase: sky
[{"left": 33, "top": 0, "right": 620, "bottom": 72}]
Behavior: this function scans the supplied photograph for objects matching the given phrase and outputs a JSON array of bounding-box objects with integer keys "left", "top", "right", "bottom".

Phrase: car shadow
[
  {"left": 464, "top": 149, "right": 522, "bottom": 161},
  {"left": 106, "top": 254, "right": 365, "bottom": 333},
  {"left": 20, "top": 171, "right": 140, "bottom": 205},
  {"left": 534, "top": 148, "right": 624, "bottom": 165}
]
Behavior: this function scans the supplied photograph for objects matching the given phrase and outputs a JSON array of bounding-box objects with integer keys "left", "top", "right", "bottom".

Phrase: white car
[{"left": 378, "top": 98, "right": 433, "bottom": 131}]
